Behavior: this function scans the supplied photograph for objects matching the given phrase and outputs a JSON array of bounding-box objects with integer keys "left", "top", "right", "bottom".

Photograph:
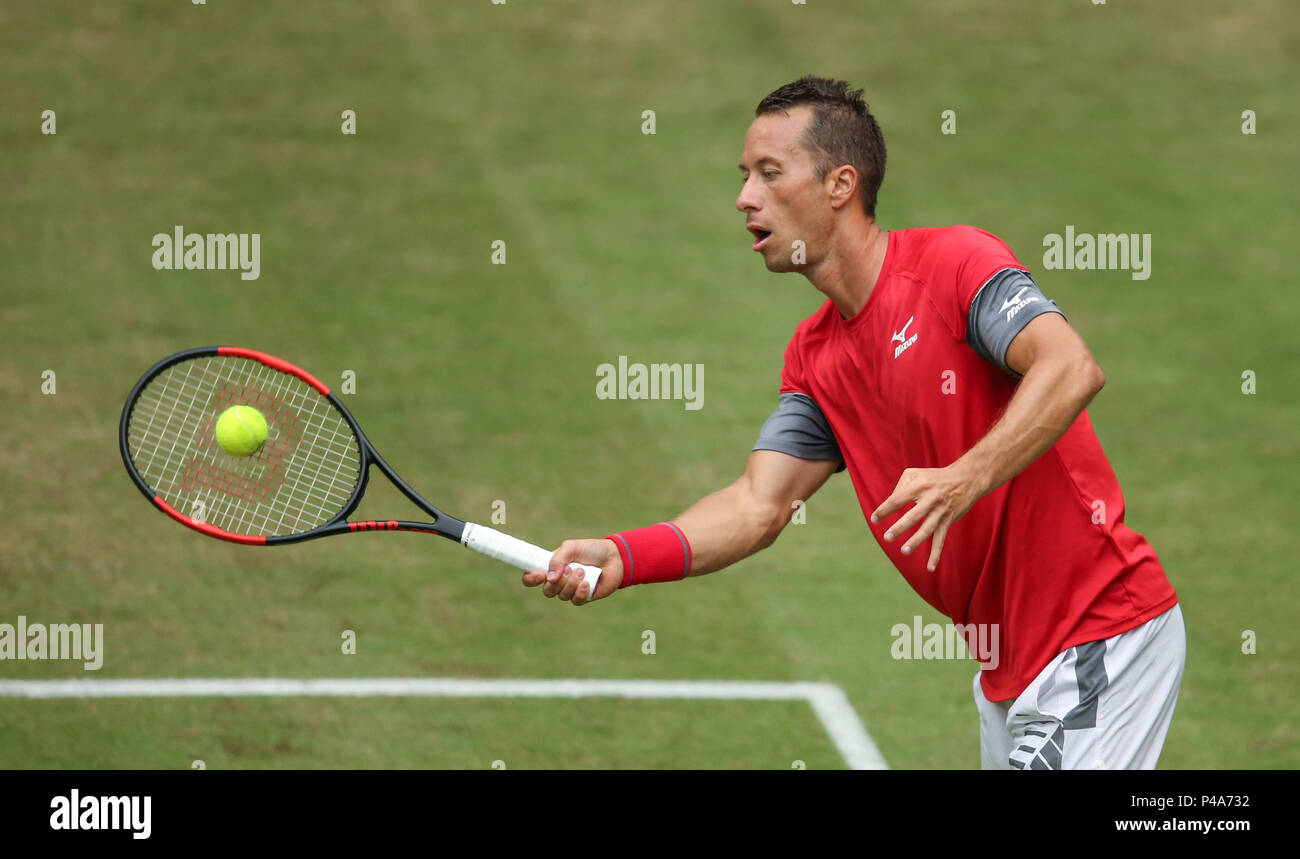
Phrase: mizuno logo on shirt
[
  {"left": 892, "top": 316, "right": 918, "bottom": 359},
  {"left": 1000, "top": 286, "right": 1041, "bottom": 322}
]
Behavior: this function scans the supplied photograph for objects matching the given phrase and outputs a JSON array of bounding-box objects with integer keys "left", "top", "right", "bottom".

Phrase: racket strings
[{"left": 126, "top": 355, "right": 362, "bottom": 537}]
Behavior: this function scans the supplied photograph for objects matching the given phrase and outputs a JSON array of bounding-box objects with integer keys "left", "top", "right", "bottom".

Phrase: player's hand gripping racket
[{"left": 119, "top": 346, "right": 602, "bottom": 596}]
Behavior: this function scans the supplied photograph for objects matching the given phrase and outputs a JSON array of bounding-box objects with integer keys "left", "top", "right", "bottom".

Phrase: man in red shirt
[{"left": 524, "top": 76, "right": 1184, "bottom": 769}]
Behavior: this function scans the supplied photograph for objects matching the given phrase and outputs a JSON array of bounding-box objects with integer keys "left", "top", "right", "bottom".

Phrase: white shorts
[{"left": 974, "top": 603, "right": 1185, "bottom": 770}]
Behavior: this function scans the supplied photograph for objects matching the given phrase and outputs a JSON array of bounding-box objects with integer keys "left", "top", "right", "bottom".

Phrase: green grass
[
  {"left": 0, "top": 697, "right": 843, "bottom": 770},
  {"left": 1, "top": 0, "right": 1296, "bottom": 768}
]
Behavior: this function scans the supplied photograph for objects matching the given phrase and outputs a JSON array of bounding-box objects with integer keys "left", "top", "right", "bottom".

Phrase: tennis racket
[{"left": 119, "top": 346, "right": 603, "bottom": 594}]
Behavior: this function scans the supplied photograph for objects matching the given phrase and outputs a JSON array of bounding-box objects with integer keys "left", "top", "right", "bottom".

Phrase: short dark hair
[{"left": 755, "top": 76, "right": 886, "bottom": 216}]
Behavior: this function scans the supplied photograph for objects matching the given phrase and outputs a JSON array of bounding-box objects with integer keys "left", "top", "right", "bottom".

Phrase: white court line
[{"left": 0, "top": 677, "right": 888, "bottom": 770}]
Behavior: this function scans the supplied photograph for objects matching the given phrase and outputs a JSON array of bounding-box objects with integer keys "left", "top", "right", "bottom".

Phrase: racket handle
[{"left": 461, "top": 523, "right": 603, "bottom": 596}]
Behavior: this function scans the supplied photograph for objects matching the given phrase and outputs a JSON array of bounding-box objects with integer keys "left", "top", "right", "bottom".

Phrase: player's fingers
[
  {"left": 565, "top": 564, "right": 605, "bottom": 603},
  {"left": 901, "top": 508, "right": 942, "bottom": 556},
  {"left": 869, "top": 480, "right": 906, "bottom": 522},
  {"left": 871, "top": 495, "right": 903, "bottom": 524},
  {"left": 555, "top": 565, "right": 584, "bottom": 602},
  {"left": 542, "top": 565, "right": 573, "bottom": 598},
  {"left": 521, "top": 570, "right": 547, "bottom": 588},
  {"left": 927, "top": 521, "right": 950, "bottom": 572},
  {"left": 882, "top": 495, "right": 932, "bottom": 542},
  {"left": 872, "top": 469, "right": 925, "bottom": 524},
  {"left": 571, "top": 575, "right": 594, "bottom": 606},
  {"left": 568, "top": 564, "right": 604, "bottom": 606}
]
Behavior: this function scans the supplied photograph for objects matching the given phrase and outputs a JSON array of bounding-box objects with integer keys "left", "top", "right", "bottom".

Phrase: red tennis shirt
[{"left": 779, "top": 225, "right": 1178, "bottom": 701}]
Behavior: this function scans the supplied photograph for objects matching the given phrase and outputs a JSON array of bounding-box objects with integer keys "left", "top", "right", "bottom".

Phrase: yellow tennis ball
[{"left": 215, "top": 405, "right": 268, "bottom": 456}]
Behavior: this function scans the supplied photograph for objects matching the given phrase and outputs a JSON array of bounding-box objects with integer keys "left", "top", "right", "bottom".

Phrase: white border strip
[{"left": 0, "top": 677, "right": 887, "bottom": 770}]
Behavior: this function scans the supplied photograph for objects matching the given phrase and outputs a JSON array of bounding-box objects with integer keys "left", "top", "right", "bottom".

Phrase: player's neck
[{"left": 805, "top": 220, "right": 888, "bottom": 321}]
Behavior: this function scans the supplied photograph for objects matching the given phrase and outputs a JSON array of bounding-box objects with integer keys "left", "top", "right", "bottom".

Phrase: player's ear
[{"left": 826, "top": 164, "right": 858, "bottom": 210}]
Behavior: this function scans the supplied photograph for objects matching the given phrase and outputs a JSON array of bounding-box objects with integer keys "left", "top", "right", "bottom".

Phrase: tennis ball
[{"left": 215, "top": 405, "right": 268, "bottom": 456}]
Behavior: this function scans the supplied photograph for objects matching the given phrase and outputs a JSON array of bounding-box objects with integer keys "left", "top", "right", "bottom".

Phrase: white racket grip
[{"left": 461, "top": 523, "right": 603, "bottom": 595}]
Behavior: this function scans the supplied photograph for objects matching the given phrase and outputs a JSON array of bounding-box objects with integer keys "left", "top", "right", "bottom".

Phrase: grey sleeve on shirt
[
  {"left": 752, "top": 392, "right": 845, "bottom": 472},
  {"left": 967, "top": 268, "right": 1066, "bottom": 378}
]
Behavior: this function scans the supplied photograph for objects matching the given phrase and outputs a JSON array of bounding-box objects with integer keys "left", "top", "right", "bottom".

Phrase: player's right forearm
[
  {"left": 532, "top": 453, "right": 833, "bottom": 603},
  {"left": 669, "top": 476, "right": 788, "bottom": 576}
]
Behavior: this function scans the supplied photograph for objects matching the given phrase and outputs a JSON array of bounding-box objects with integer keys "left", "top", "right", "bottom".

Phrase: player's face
[{"left": 736, "top": 106, "right": 832, "bottom": 272}]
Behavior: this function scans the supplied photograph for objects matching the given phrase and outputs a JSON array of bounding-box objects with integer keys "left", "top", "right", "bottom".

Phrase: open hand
[{"left": 870, "top": 465, "right": 986, "bottom": 572}]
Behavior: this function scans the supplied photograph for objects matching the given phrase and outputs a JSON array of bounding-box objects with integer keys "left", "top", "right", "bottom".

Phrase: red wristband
[{"left": 606, "top": 522, "right": 692, "bottom": 587}]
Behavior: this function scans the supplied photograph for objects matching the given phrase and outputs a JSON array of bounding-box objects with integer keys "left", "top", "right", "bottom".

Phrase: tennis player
[{"left": 524, "top": 76, "right": 1184, "bottom": 770}]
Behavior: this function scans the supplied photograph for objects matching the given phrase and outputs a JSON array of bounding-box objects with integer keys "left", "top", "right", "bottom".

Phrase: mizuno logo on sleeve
[{"left": 1000, "top": 286, "right": 1040, "bottom": 322}]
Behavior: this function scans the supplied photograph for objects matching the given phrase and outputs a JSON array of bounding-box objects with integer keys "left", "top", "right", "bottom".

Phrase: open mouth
[{"left": 748, "top": 226, "right": 772, "bottom": 250}]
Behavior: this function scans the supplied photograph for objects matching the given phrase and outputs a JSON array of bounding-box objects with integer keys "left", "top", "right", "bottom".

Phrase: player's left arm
[{"left": 870, "top": 311, "right": 1105, "bottom": 571}]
